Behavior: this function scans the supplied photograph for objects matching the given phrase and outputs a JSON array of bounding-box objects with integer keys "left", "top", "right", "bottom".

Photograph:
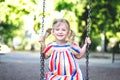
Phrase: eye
[
  {"left": 55, "top": 28, "right": 59, "bottom": 31},
  {"left": 62, "top": 29, "right": 66, "bottom": 31}
]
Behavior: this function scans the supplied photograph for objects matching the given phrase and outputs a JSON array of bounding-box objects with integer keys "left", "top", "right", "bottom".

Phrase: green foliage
[
  {"left": 90, "top": 0, "right": 120, "bottom": 51},
  {"left": 53, "top": 0, "right": 120, "bottom": 51},
  {"left": 0, "top": 0, "right": 120, "bottom": 51},
  {"left": 55, "top": 1, "right": 74, "bottom": 11},
  {"left": 0, "top": 0, "right": 38, "bottom": 46}
]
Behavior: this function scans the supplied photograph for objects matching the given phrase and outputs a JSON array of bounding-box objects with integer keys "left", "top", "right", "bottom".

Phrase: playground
[{"left": 0, "top": 51, "right": 120, "bottom": 80}]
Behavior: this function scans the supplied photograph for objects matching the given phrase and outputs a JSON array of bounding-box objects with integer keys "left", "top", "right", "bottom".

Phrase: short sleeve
[
  {"left": 43, "top": 42, "right": 53, "bottom": 57},
  {"left": 70, "top": 42, "right": 81, "bottom": 55}
]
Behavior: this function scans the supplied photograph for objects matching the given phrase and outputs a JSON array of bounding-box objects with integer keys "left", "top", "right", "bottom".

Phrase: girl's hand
[
  {"left": 85, "top": 37, "right": 91, "bottom": 45},
  {"left": 39, "top": 28, "right": 52, "bottom": 50},
  {"left": 39, "top": 36, "right": 46, "bottom": 49},
  {"left": 39, "top": 36, "right": 45, "bottom": 42}
]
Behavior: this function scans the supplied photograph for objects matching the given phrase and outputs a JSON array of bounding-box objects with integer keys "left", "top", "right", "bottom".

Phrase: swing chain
[
  {"left": 40, "top": 0, "right": 46, "bottom": 80},
  {"left": 87, "top": 0, "right": 92, "bottom": 37},
  {"left": 41, "top": 0, "right": 46, "bottom": 34},
  {"left": 86, "top": 0, "right": 92, "bottom": 80}
]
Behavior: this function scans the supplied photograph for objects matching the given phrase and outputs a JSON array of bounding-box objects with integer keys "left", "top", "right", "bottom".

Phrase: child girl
[{"left": 39, "top": 18, "right": 91, "bottom": 80}]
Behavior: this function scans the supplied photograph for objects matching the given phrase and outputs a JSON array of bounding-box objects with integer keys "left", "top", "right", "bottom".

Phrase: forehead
[{"left": 53, "top": 22, "right": 69, "bottom": 29}]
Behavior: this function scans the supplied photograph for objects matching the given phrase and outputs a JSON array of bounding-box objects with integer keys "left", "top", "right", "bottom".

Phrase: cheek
[
  {"left": 66, "top": 31, "right": 69, "bottom": 35},
  {"left": 52, "top": 31, "right": 57, "bottom": 36}
]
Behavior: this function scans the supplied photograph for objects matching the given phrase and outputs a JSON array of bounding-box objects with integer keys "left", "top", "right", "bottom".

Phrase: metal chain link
[
  {"left": 87, "top": 0, "right": 92, "bottom": 37},
  {"left": 41, "top": 0, "right": 46, "bottom": 34},
  {"left": 86, "top": 0, "right": 92, "bottom": 80},
  {"left": 40, "top": 0, "right": 46, "bottom": 80}
]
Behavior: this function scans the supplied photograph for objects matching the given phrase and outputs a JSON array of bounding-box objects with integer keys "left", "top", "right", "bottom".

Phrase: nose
[{"left": 58, "top": 30, "right": 62, "bottom": 33}]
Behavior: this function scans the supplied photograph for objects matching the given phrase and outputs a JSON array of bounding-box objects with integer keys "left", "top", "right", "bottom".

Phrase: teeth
[{"left": 58, "top": 35, "right": 63, "bottom": 36}]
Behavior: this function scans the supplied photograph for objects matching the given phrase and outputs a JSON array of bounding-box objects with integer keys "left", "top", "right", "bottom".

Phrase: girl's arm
[
  {"left": 44, "top": 53, "right": 49, "bottom": 59},
  {"left": 39, "top": 39, "right": 50, "bottom": 59},
  {"left": 39, "top": 28, "right": 52, "bottom": 59},
  {"left": 75, "top": 43, "right": 87, "bottom": 59},
  {"left": 75, "top": 37, "right": 91, "bottom": 59}
]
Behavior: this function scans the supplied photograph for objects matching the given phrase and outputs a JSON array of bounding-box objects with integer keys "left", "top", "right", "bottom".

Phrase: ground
[{"left": 0, "top": 51, "right": 120, "bottom": 80}]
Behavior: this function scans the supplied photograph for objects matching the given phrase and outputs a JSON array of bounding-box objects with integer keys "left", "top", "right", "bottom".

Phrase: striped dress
[{"left": 43, "top": 42, "right": 84, "bottom": 80}]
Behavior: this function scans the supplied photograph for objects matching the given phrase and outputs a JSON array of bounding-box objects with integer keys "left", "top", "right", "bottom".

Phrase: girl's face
[{"left": 53, "top": 23, "right": 69, "bottom": 42}]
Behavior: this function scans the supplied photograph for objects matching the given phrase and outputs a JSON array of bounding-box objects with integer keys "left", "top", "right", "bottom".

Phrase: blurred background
[
  {"left": 0, "top": 0, "right": 120, "bottom": 54},
  {"left": 0, "top": 0, "right": 120, "bottom": 80}
]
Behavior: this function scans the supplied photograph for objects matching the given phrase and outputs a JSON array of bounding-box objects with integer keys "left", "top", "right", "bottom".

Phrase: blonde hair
[{"left": 43, "top": 18, "right": 75, "bottom": 44}]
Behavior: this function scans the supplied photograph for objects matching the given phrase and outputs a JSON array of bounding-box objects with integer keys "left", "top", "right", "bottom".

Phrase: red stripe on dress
[
  {"left": 58, "top": 52, "right": 61, "bottom": 75},
  {"left": 66, "top": 51, "right": 72, "bottom": 75},
  {"left": 64, "top": 76, "right": 67, "bottom": 80},
  {"left": 43, "top": 45, "right": 52, "bottom": 55},
  {"left": 76, "top": 72, "right": 79, "bottom": 80},
  {"left": 50, "top": 75, "right": 56, "bottom": 80},
  {"left": 50, "top": 50, "right": 55, "bottom": 71}
]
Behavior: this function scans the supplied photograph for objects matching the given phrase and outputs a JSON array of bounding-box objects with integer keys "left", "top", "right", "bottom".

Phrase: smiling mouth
[{"left": 57, "top": 35, "right": 63, "bottom": 37}]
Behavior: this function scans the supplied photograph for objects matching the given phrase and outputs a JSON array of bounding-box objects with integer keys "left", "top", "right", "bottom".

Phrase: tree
[
  {"left": 0, "top": 0, "right": 120, "bottom": 52},
  {"left": 88, "top": 0, "right": 120, "bottom": 51},
  {"left": 53, "top": 0, "right": 120, "bottom": 52},
  {"left": 0, "top": 0, "right": 38, "bottom": 46}
]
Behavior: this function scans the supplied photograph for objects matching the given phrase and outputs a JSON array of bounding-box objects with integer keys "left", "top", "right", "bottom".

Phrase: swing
[
  {"left": 85, "top": 0, "right": 92, "bottom": 80},
  {"left": 40, "top": 0, "right": 45, "bottom": 80},
  {"left": 40, "top": 0, "right": 92, "bottom": 80}
]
